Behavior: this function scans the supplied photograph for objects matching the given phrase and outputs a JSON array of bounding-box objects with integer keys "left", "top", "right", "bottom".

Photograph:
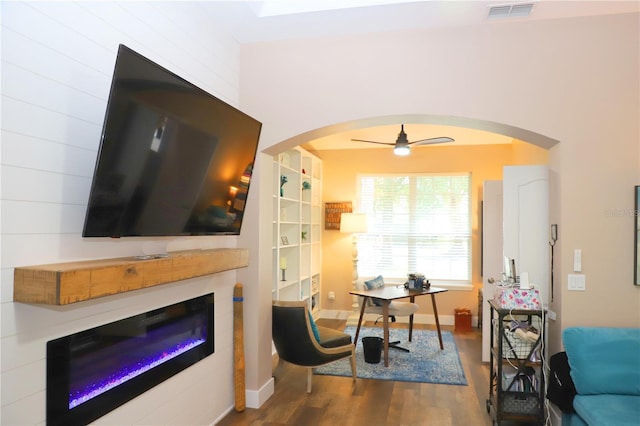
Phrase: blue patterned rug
[{"left": 314, "top": 326, "right": 467, "bottom": 385}]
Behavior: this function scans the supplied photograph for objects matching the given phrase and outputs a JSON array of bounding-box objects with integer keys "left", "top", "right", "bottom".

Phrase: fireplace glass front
[{"left": 47, "top": 293, "right": 214, "bottom": 426}]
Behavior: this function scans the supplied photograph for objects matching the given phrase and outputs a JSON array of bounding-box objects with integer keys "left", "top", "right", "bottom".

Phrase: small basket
[
  {"left": 454, "top": 308, "right": 472, "bottom": 332},
  {"left": 502, "top": 329, "right": 535, "bottom": 359},
  {"left": 503, "top": 393, "right": 539, "bottom": 414}
]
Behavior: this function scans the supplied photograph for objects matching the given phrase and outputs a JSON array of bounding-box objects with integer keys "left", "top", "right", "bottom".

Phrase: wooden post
[{"left": 233, "top": 283, "right": 246, "bottom": 412}]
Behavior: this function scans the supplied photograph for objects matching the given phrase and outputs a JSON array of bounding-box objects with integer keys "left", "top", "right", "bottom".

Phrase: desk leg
[
  {"left": 409, "top": 295, "right": 415, "bottom": 342},
  {"left": 383, "top": 300, "right": 390, "bottom": 367},
  {"left": 353, "top": 297, "right": 367, "bottom": 345},
  {"left": 430, "top": 294, "right": 444, "bottom": 350}
]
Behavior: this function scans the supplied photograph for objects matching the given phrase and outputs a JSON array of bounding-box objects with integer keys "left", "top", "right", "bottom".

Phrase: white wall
[
  {"left": 1, "top": 2, "right": 248, "bottom": 424},
  {"left": 240, "top": 11, "right": 640, "bottom": 356}
]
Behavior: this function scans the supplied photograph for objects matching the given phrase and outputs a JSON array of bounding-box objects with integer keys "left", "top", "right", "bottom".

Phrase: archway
[
  {"left": 262, "top": 114, "right": 559, "bottom": 156},
  {"left": 246, "top": 114, "right": 559, "bottom": 408}
]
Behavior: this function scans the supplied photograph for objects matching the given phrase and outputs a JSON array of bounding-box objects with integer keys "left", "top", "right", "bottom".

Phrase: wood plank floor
[
  {"left": 218, "top": 320, "right": 533, "bottom": 426},
  {"left": 218, "top": 319, "right": 502, "bottom": 426}
]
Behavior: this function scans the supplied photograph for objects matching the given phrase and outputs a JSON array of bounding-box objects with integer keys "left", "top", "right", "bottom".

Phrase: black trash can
[{"left": 362, "top": 336, "right": 383, "bottom": 364}]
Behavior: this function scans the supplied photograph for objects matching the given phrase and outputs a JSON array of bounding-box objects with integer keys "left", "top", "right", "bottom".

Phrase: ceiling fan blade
[
  {"left": 409, "top": 137, "right": 455, "bottom": 146},
  {"left": 351, "top": 139, "right": 396, "bottom": 146}
]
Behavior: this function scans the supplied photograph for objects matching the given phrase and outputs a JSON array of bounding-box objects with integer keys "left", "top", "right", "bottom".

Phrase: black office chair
[{"left": 272, "top": 300, "right": 356, "bottom": 393}]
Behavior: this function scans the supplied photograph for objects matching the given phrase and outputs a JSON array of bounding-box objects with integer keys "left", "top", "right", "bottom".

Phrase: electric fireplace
[{"left": 47, "top": 293, "right": 214, "bottom": 426}]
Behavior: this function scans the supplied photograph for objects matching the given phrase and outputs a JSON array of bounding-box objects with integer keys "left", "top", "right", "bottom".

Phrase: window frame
[{"left": 355, "top": 172, "right": 472, "bottom": 289}]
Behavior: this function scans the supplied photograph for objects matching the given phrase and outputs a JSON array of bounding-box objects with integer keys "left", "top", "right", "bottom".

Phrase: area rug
[{"left": 314, "top": 326, "right": 467, "bottom": 385}]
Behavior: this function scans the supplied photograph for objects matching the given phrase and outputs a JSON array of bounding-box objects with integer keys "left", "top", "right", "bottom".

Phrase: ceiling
[
  {"left": 200, "top": 1, "right": 639, "bottom": 44},
  {"left": 301, "top": 123, "right": 515, "bottom": 152},
  {"left": 199, "top": 1, "right": 639, "bottom": 151}
]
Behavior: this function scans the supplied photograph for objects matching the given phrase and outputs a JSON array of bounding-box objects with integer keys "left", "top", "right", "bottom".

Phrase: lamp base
[{"left": 281, "top": 269, "right": 286, "bottom": 281}]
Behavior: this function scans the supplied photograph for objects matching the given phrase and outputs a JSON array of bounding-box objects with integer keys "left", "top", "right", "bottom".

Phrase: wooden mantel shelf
[{"left": 13, "top": 248, "right": 249, "bottom": 305}]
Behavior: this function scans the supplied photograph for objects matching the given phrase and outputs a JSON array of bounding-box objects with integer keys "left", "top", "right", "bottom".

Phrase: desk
[{"left": 349, "top": 286, "right": 448, "bottom": 367}]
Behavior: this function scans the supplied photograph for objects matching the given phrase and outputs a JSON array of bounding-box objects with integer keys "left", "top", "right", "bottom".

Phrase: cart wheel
[
  {"left": 485, "top": 399, "right": 491, "bottom": 414},
  {"left": 493, "top": 421, "right": 498, "bottom": 426}
]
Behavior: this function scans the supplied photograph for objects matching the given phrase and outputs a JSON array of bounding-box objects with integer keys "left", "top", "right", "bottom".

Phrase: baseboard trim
[
  {"left": 214, "top": 376, "right": 275, "bottom": 423},
  {"left": 212, "top": 407, "right": 233, "bottom": 426},
  {"left": 245, "top": 377, "right": 275, "bottom": 409}
]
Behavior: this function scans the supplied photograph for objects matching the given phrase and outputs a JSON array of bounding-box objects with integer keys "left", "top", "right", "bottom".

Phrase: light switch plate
[
  {"left": 573, "top": 249, "right": 582, "bottom": 272},
  {"left": 568, "top": 274, "right": 586, "bottom": 291}
]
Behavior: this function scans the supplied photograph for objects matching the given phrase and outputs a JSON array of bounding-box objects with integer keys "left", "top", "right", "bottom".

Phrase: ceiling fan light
[{"left": 394, "top": 145, "right": 410, "bottom": 156}]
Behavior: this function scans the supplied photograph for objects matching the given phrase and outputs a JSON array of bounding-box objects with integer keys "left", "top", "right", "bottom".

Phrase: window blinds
[{"left": 357, "top": 173, "right": 471, "bottom": 282}]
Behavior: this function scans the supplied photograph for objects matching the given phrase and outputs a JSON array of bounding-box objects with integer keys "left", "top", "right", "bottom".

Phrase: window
[{"left": 357, "top": 173, "right": 471, "bottom": 283}]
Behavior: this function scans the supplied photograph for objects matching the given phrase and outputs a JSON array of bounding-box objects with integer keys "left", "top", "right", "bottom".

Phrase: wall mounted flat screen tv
[{"left": 83, "top": 44, "right": 262, "bottom": 237}]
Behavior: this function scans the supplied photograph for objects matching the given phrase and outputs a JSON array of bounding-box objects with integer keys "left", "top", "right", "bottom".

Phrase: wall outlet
[
  {"left": 547, "top": 310, "right": 557, "bottom": 321},
  {"left": 328, "top": 291, "right": 335, "bottom": 300}
]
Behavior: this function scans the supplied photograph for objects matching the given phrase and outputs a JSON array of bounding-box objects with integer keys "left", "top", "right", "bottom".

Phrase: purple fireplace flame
[
  {"left": 69, "top": 336, "right": 206, "bottom": 409},
  {"left": 47, "top": 293, "right": 214, "bottom": 426}
]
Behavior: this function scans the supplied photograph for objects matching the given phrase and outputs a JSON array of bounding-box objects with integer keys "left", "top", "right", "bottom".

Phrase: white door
[
  {"left": 481, "top": 167, "right": 549, "bottom": 362},
  {"left": 503, "top": 165, "right": 549, "bottom": 305},
  {"left": 482, "top": 180, "right": 503, "bottom": 362}
]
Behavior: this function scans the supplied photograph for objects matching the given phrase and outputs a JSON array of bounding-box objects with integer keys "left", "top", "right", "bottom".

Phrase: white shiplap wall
[{"left": 1, "top": 2, "right": 243, "bottom": 424}]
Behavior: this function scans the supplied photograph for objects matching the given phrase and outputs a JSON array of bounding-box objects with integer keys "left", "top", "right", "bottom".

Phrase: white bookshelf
[{"left": 272, "top": 147, "right": 322, "bottom": 313}]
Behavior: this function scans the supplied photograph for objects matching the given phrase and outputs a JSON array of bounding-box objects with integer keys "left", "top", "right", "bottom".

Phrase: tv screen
[{"left": 83, "top": 45, "right": 261, "bottom": 237}]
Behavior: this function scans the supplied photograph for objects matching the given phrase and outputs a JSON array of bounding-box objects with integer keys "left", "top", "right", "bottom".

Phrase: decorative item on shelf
[
  {"left": 301, "top": 231, "right": 308, "bottom": 241},
  {"left": 302, "top": 181, "right": 311, "bottom": 191},
  {"left": 280, "top": 257, "right": 287, "bottom": 281},
  {"left": 280, "top": 236, "right": 289, "bottom": 246},
  {"left": 280, "top": 175, "right": 288, "bottom": 197},
  {"left": 302, "top": 168, "right": 306, "bottom": 175}
]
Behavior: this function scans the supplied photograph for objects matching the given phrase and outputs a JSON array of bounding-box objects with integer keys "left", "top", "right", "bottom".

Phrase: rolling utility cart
[{"left": 486, "top": 300, "right": 545, "bottom": 426}]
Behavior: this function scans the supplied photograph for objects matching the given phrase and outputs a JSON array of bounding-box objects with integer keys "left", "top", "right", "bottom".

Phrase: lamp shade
[{"left": 340, "top": 213, "right": 368, "bottom": 234}]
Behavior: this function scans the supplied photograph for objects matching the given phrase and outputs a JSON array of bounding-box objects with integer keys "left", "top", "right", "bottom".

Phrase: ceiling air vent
[{"left": 488, "top": 3, "right": 534, "bottom": 19}]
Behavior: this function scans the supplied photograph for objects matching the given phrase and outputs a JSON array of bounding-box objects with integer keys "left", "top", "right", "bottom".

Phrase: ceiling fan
[{"left": 351, "top": 124, "right": 454, "bottom": 156}]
